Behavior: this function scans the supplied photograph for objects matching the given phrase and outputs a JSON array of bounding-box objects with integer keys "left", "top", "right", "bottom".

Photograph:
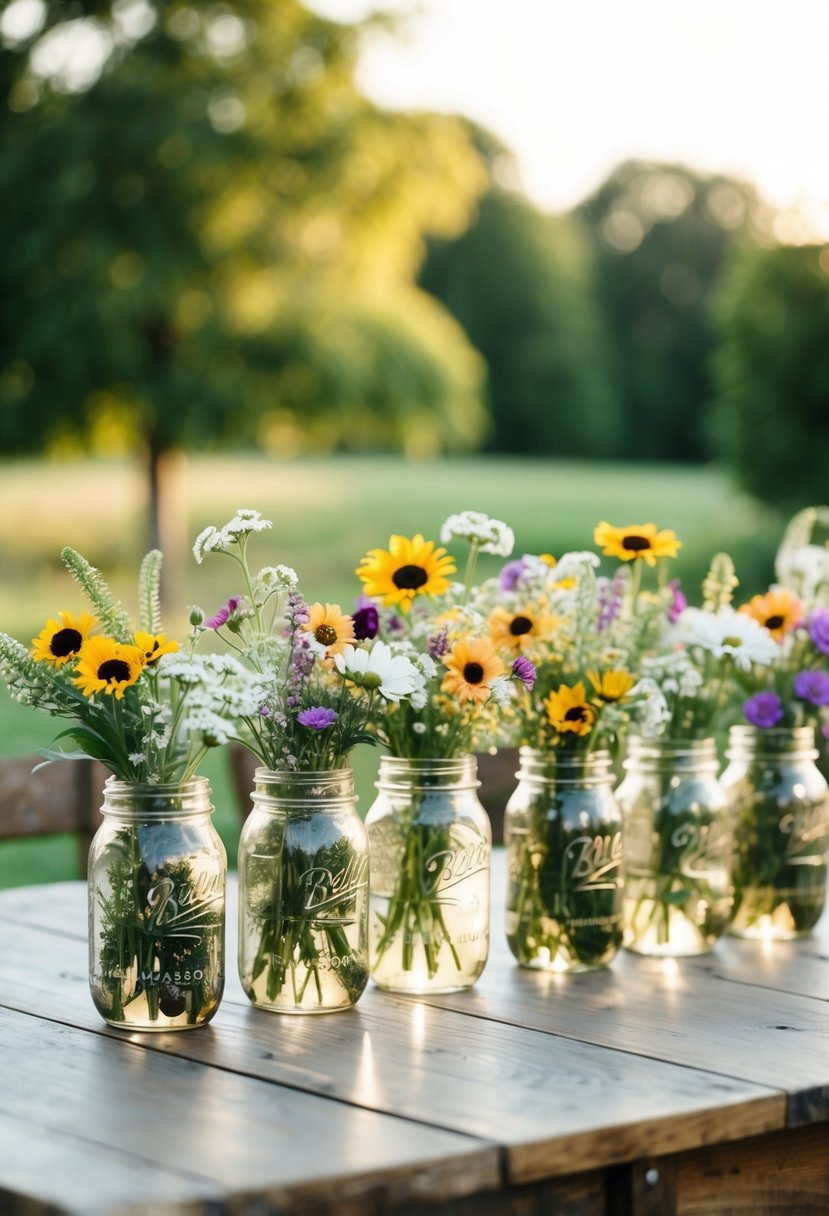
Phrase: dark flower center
[
  {"left": 765, "top": 614, "right": 785, "bottom": 630},
  {"left": 463, "top": 661, "right": 485, "bottom": 684},
  {"left": 393, "top": 564, "right": 429, "bottom": 590},
  {"left": 315, "top": 625, "right": 338, "bottom": 646},
  {"left": 509, "top": 615, "right": 533, "bottom": 636},
  {"left": 565, "top": 706, "right": 590, "bottom": 722},
  {"left": 50, "top": 627, "right": 82, "bottom": 657},
  {"left": 621, "top": 535, "right": 651, "bottom": 552},
  {"left": 97, "top": 659, "right": 132, "bottom": 684},
  {"left": 143, "top": 640, "right": 161, "bottom": 661}
]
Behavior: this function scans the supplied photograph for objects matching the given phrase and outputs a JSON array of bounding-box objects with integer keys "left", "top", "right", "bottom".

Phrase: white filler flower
[{"left": 440, "top": 510, "right": 515, "bottom": 557}]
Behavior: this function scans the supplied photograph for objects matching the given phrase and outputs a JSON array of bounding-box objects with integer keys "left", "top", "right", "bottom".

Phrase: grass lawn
[{"left": 0, "top": 452, "right": 784, "bottom": 889}]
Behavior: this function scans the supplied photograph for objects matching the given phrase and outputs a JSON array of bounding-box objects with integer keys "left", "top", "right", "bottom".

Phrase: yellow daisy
[
  {"left": 544, "top": 682, "right": 597, "bottom": 737},
  {"left": 356, "top": 534, "right": 456, "bottom": 612},
  {"left": 487, "top": 606, "right": 558, "bottom": 654},
  {"left": 588, "top": 669, "right": 637, "bottom": 704},
  {"left": 594, "top": 521, "right": 682, "bottom": 567},
  {"left": 302, "top": 602, "right": 355, "bottom": 658},
  {"left": 134, "top": 632, "right": 180, "bottom": 665},
  {"left": 739, "top": 588, "right": 801, "bottom": 643},
  {"left": 74, "top": 638, "right": 145, "bottom": 700},
  {"left": 31, "top": 611, "right": 97, "bottom": 667},
  {"left": 442, "top": 637, "right": 505, "bottom": 704}
]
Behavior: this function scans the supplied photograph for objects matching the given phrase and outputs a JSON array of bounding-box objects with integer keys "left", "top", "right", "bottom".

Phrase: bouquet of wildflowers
[
  {"left": 0, "top": 547, "right": 233, "bottom": 1025},
  {"left": 731, "top": 507, "right": 829, "bottom": 734},
  {"left": 194, "top": 509, "right": 421, "bottom": 1008},
  {"left": 353, "top": 510, "right": 528, "bottom": 987},
  {"left": 474, "top": 522, "right": 680, "bottom": 969}
]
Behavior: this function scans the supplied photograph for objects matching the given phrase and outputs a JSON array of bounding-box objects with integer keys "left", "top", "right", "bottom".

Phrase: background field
[{"left": 0, "top": 452, "right": 784, "bottom": 889}]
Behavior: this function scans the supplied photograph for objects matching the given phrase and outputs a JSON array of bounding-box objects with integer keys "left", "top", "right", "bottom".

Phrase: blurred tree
[
  {"left": 0, "top": 0, "right": 486, "bottom": 553},
  {"left": 419, "top": 133, "right": 616, "bottom": 457},
  {"left": 713, "top": 242, "right": 829, "bottom": 508},
  {"left": 578, "top": 160, "right": 768, "bottom": 461}
]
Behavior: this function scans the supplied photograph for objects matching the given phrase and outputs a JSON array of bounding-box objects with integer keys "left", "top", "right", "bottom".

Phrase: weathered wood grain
[
  {"left": 0, "top": 756, "right": 106, "bottom": 873},
  {"left": 0, "top": 1008, "right": 498, "bottom": 1216},
  {"left": 0, "top": 917, "right": 785, "bottom": 1186}
]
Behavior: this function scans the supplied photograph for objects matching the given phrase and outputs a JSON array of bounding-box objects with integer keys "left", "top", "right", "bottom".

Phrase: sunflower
[
  {"left": 588, "top": 669, "right": 636, "bottom": 704},
  {"left": 31, "top": 611, "right": 97, "bottom": 667},
  {"left": 356, "top": 534, "right": 456, "bottom": 612},
  {"left": 487, "top": 606, "right": 558, "bottom": 654},
  {"left": 134, "top": 631, "right": 180, "bottom": 666},
  {"left": 594, "top": 522, "right": 682, "bottom": 567},
  {"left": 739, "top": 588, "right": 801, "bottom": 642},
  {"left": 544, "top": 682, "right": 597, "bottom": 737},
  {"left": 74, "top": 637, "right": 145, "bottom": 699},
  {"left": 442, "top": 637, "right": 505, "bottom": 704},
  {"left": 302, "top": 602, "right": 355, "bottom": 658}
]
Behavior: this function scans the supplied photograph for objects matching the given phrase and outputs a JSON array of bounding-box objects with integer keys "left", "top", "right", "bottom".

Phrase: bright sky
[{"left": 312, "top": 0, "right": 829, "bottom": 238}]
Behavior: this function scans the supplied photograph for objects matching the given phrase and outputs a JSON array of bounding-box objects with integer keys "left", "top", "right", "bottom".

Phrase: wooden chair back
[{"left": 0, "top": 756, "right": 108, "bottom": 876}]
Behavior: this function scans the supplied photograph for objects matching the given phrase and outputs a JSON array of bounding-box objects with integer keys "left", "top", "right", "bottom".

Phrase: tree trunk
[{"left": 146, "top": 442, "right": 188, "bottom": 612}]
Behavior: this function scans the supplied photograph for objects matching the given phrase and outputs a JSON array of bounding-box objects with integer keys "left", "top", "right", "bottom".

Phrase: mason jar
[
  {"left": 504, "top": 747, "right": 623, "bottom": 971},
  {"left": 721, "top": 725, "right": 829, "bottom": 939},
  {"left": 617, "top": 737, "right": 732, "bottom": 956},
  {"left": 366, "top": 755, "right": 491, "bottom": 994},
  {"left": 88, "top": 777, "right": 226, "bottom": 1030},
  {"left": 238, "top": 768, "right": 369, "bottom": 1013}
]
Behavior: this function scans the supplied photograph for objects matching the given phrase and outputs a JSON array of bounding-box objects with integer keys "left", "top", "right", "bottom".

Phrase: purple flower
[
  {"left": 597, "top": 569, "right": 626, "bottom": 633},
  {"left": 499, "top": 558, "right": 527, "bottom": 592},
  {"left": 667, "top": 578, "right": 687, "bottom": 625},
  {"left": 297, "top": 707, "right": 338, "bottom": 730},
  {"left": 794, "top": 670, "right": 829, "bottom": 706},
  {"left": 808, "top": 610, "right": 829, "bottom": 656},
  {"left": 204, "top": 595, "right": 243, "bottom": 630},
  {"left": 352, "top": 605, "right": 379, "bottom": 640},
  {"left": 743, "top": 691, "right": 784, "bottom": 728},
  {"left": 512, "top": 655, "right": 536, "bottom": 689},
  {"left": 428, "top": 626, "right": 449, "bottom": 659}
]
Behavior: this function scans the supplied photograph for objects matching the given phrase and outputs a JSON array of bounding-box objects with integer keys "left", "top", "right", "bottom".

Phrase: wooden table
[{"left": 1, "top": 855, "right": 829, "bottom": 1216}]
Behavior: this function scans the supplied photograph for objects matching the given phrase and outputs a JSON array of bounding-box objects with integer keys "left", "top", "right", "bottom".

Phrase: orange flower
[
  {"left": 739, "top": 588, "right": 801, "bottom": 642},
  {"left": 442, "top": 637, "right": 505, "bottom": 704}
]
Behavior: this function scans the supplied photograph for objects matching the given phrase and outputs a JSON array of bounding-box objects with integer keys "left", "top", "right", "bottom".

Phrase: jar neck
[
  {"left": 101, "top": 776, "right": 213, "bottom": 822},
  {"left": 253, "top": 766, "right": 356, "bottom": 808},
  {"left": 376, "top": 754, "right": 479, "bottom": 793},
  {"left": 727, "top": 725, "right": 818, "bottom": 763},
  {"left": 624, "top": 735, "right": 720, "bottom": 775},
  {"left": 516, "top": 746, "right": 614, "bottom": 786}
]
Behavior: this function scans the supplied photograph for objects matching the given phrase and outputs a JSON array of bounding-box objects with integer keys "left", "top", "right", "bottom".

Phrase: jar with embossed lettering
[
  {"left": 616, "top": 738, "right": 732, "bottom": 956},
  {"left": 721, "top": 726, "right": 829, "bottom": 939},
  {"left": 238, "top": 768, "right": 369, "bottom": 1013},
  {"left": 366, "top": 756, "right": 491, "bottom": 993},
  {"left": 88, "top": 777, "right": 226, "bottom": 1031},
  {"left": 504, "top": 748, "right": 623, "bottom": 971}
]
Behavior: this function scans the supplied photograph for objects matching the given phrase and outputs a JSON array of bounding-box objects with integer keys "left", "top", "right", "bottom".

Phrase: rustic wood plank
[
  {"left": 670, "top": 1122, "right": 829, "bottom": 1216},
  {"left": 0, "top": 916, "right": 785, "bottom": 1186},
  {"left": 0, "top": 1007, "right": 499, "bottom": 1215},
  {"left": 0, "top": 756, "right": 106, "bottom": 873}
]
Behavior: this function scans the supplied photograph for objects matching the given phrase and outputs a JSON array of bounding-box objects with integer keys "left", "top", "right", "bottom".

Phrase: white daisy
[
  {"left": 334, "top": 641, "right": 419, "bottom": 702},
  {"left": 676, "top": 606, "right": 777, "bottom": 670}
]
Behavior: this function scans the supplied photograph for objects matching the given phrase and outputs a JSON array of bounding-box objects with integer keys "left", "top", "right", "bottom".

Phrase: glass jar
[
  {"left": 504, "top": 748, "right": 623, "bottom": 971},
  {"left": 721, "top": 725, "right": 829, "bottom": 939},
  {"left": 616, "top": 737, "right": 732, "bottom": 956},
  {"left": 238, "top": 768, "right": 369, "bottom": 1013},
  {"left": 365, "top": 755, "right": 490, "bottom": 994},
  {"left": 88, "top": 777, "right": 226, "bottom": 1031}
]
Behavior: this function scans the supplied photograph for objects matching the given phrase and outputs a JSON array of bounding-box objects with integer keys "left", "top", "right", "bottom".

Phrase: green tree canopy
[
  {"left": 0, "top": 0, "right": 487, "bottom": 542},
  {"left": 578, "top": 160, "right": 767, "bottom": 462},
  {"left": 419, "top": 136, "right": 616, "bottom": 457},
  {"left": 713, "top": 242, "right": 829, "bottom": 508}
]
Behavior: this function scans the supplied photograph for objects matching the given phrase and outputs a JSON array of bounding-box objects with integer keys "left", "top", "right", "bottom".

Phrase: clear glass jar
[
  {"left": 88, "top": 777, "right": 226, "bottom": 1031},
  {"left": 721, "top": 725, "right": 829, "bottom": 939},
  {"left": 504, "top": 748, "right": 623, "bottom": 971},
  {"left": 238, "top": 768, "right": 369, "bottom": 1013},
  {"left": 366, "top": 755, "right": 491, "bottom": 994},
  {"left": 616, "top": 737, "right": 732, "bottom": 956}
]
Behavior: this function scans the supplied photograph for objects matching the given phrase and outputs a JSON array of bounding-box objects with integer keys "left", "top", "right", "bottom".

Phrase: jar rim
[
  {"left": 375, "top": 753, "right": 479, "bottom": 792},
  {"left": 100, "top": 775, "right": 214, "bottom": 819}
]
